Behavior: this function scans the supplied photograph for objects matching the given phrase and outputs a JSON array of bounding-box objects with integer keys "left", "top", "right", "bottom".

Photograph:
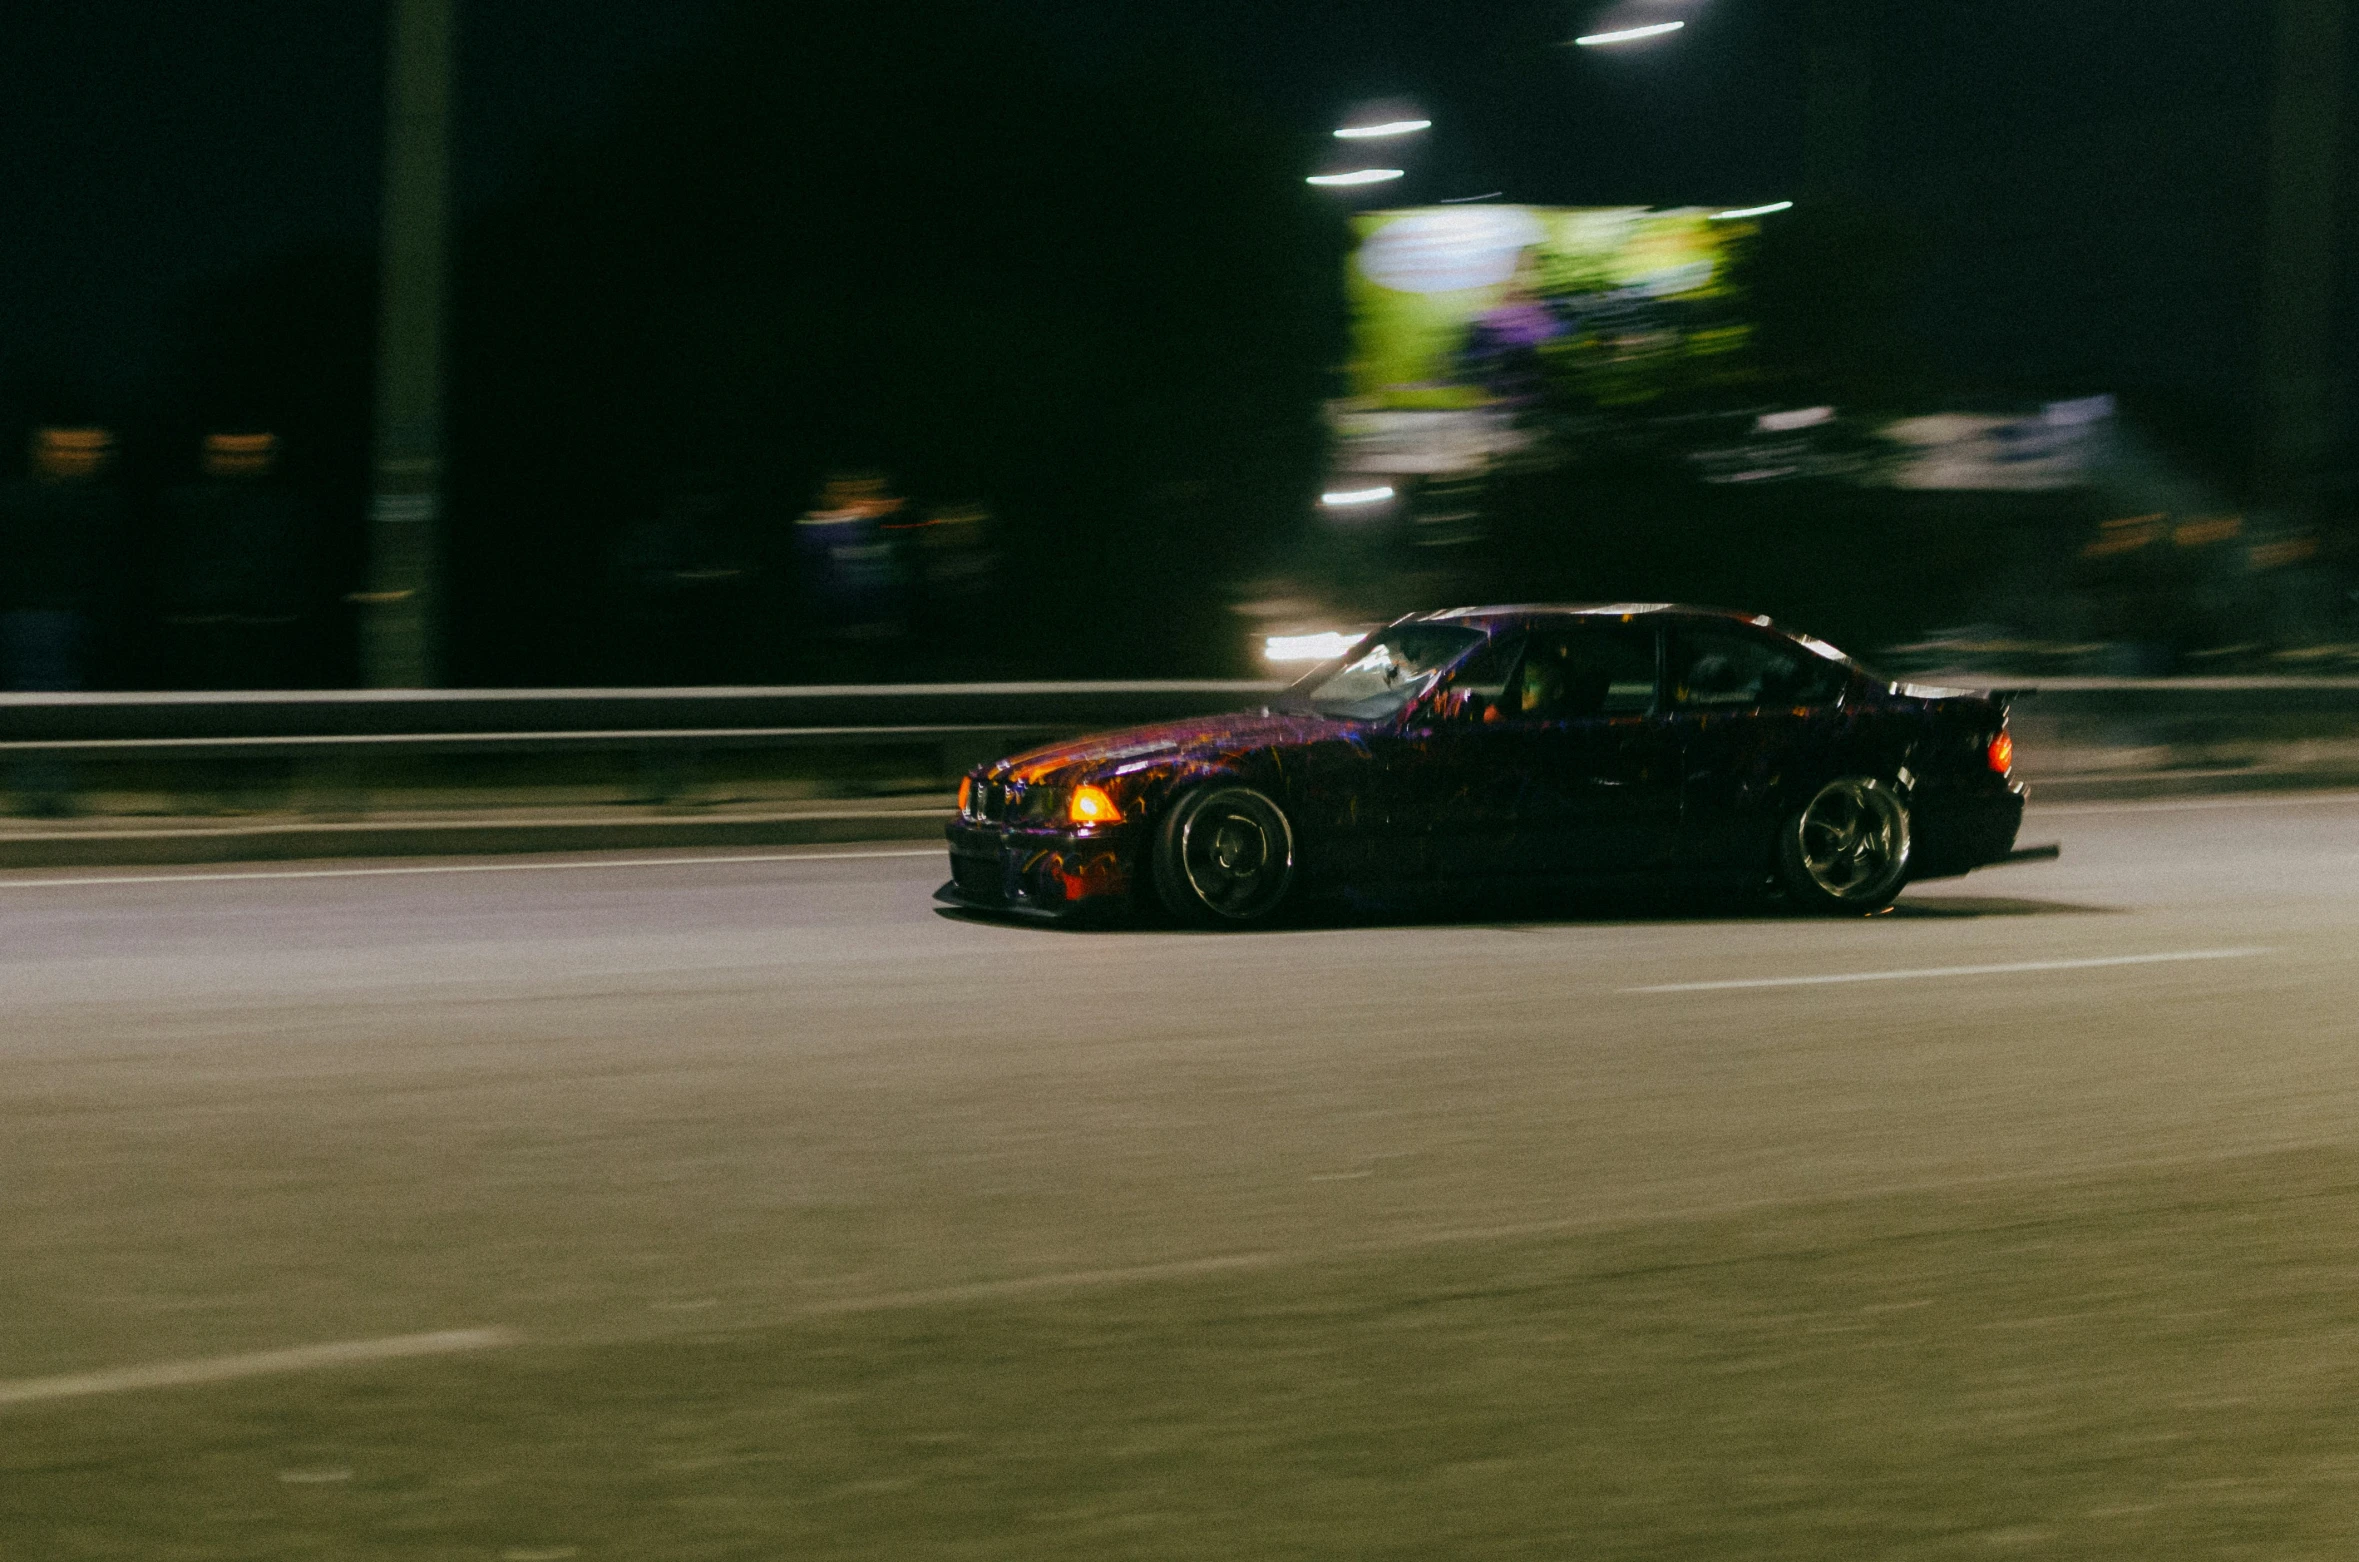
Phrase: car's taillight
[{"left": 1988, "top": 731, "right": 2014, "bottom": 775}]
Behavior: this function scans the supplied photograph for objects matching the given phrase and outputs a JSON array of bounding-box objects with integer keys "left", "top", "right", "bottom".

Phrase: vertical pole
[
  {"left": 2258, "top": 0, "right": 2344, "bottom": 512},
  {"left": 362, "top": 0, "right": 455, "bottom": 687}
]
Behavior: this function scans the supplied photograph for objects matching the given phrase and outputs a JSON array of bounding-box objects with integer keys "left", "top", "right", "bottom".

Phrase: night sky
[
  {"left": 0, "top": 0, "right": 2308, "bottom": 414},
  {"left": 0, "top": 0, "right": 726, "bottom": 394}
]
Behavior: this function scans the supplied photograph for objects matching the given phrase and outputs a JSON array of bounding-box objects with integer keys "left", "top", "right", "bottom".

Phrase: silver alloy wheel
[
  {"left": 1167, "top": 786, "right": 1296, "bottom": 923},
  {"left": 1791, "top": 777, "right": 1911, "bottom": 906}
]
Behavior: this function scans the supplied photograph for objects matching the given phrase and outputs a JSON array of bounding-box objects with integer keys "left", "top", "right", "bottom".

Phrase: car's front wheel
[
  {"left": 1776, "top": 776, "right": 1912, "bottom": 914},
  {"left": 1153, "top": 784, "right": 1297, "bottom": 927}
]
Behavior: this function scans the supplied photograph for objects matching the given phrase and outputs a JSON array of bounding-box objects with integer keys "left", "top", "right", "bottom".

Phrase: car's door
[
  {"left": 1662, "top": 620, "right": 1854, "bottom": 868},
  {"left": 1388, "top": 620, "right": 1677, "bottom": 881},
  {"left": 1381, "top": 630, "right": 1529, "bottom": 879},
  {"left": 1484, "top": 619, "right": 1680, "bottom": 877}
]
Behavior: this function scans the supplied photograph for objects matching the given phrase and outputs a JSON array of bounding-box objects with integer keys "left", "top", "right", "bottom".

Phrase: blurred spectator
[
  {"left": 160, "top": 432, "right": 310, "bottom": 688},
  {"left": 794, "top": 471, "right": 909, "bottom": 643},
  {"left": 0, "top": 426, "right": 121, "bottom": 692},
  {"left": 0, "top": 426, "right": 124, "bottom": 814}
]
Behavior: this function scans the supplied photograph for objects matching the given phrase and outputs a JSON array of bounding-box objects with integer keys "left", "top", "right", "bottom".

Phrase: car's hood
[{"left": 991, "top": 709, "right": 1359, "bottom": 786}]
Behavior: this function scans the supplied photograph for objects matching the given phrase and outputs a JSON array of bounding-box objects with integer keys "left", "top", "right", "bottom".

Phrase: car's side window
[
  {"left": 1495, "top": 623, "right": 1657, "bottom": 722},
  {"left": 1670, "top": 626, "right": 1846, "bottom": 710},
  {"left": 1446, "top": 632, "right": 1525, "bottom": 714}
]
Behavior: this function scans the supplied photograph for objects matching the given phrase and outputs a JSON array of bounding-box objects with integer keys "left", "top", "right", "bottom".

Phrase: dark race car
[{"left": 938, "top": 604, "right": 2038, "bottom": 925}]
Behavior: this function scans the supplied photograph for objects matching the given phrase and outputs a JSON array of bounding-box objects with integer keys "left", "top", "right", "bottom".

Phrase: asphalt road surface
[{"left": 4, "top": 793, "right": 2357, "bottom": 1560}]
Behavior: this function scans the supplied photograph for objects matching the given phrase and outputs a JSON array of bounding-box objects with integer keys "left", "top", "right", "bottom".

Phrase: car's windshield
[{"left": 1291, "top": 625, "right": 1484, "bottom": 721}]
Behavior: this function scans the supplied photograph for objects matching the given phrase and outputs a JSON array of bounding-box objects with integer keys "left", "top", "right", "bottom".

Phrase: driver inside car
[
  {"left": 1517, "top": 656, "right": 1565, "bottom": 717},
  {"left": 1488, "top": 640, "right": 1614, "bottom": 722}
]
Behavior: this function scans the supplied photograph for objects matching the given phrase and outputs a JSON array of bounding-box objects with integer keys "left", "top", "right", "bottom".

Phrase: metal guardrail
[
  {"left": 1985, "top": 678, "right": 2359, "bottom": 691},
  {"left": 0, "top": 682, "right": 1291, "bottom": 760},
  {"left": 1980, "top": 680, "right": 2359, "bottom": 739},
  {"left": 0, "top": 726, "right": 1087, "bottom": 761},
  {"left": 1975, "top": 678, "right": 2359, "bottom": 715},
  {"left": 4, "top": 677, "right": 2359, "bottom": 754},
  {"left": 4, "top": 679, "right": 2359, "bottom": 804}
]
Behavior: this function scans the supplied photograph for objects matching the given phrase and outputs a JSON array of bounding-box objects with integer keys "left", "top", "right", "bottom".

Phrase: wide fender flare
[
  {"left": 1136, "top": 756, "right": 1289, "bottom": 826},
  {"left": 1763, "top": 738, "right": 1919, "bottom": 823}
]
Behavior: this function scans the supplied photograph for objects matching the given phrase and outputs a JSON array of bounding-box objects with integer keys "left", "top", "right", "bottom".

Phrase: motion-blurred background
[{"left": 2, "top": 0, "right": 2352, "bottom": 690}]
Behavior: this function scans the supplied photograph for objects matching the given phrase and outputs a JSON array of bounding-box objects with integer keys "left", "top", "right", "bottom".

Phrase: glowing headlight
[{"left": 1068, "top": 785, "right": 1122, "bottom": 825}]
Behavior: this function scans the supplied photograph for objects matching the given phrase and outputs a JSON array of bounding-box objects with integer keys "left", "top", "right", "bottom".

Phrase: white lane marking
[
  {"left": 0, "top": 849, "right": 943, "bottom": 891},
  {"left": 796, "top": 1253, "right": 1281, "bottom": 1316},
  {"left": 2034, "top": 789, "right": 2359, "bottom": 817},
  {"left": 0, "top": 1327, "right": 519, "bottom": 1408},
  {"left": 1628, "top": 947, "right": 2270, "bottom": 994}
]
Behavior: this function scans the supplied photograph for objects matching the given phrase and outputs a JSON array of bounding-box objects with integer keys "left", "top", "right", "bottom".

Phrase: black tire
[
  {"left": 1153, "top": 784, "right": 1298, "bottom": 926},
  {"left": 1775, "top": 776, "right": 1912, "bottom": 914}
]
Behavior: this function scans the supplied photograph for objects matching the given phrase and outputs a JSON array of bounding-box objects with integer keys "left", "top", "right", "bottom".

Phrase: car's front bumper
[{"left": 937, "top": 819, "right": 1145, "bottom": 919}]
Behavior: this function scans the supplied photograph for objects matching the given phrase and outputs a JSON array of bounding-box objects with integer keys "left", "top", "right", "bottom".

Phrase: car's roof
[{"left": 1414, "top": 602, "right": 1770, "bottom": 628}]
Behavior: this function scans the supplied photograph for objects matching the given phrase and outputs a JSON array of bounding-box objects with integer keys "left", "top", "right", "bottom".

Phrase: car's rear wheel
[
  {"left": 1776, "top": 776, "right": 1911, "bottom": 914},
  {"left": 1153, "top": 784, "right": 1297, "bottom": 926}
]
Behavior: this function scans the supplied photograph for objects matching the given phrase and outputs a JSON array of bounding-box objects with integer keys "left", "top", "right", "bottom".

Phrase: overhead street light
[
  {"left": 1334, "top": 118, "right": 1432, "bottom": 140},
  {"left": 1709, "top": 200, "right": 1795, "bottom": 220},
  {"left": 1573, "top": 20, "right": 1685, "bottom": 45},
  {"left": 1307, "top": 169, "right": 1406, "bottom": 187}
]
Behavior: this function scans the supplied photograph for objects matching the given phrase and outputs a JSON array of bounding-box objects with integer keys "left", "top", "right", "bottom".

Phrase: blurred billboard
[
  {"left": 1337, "top": 208, "right": 2123, "bottom": 496},
  {"left": 1337, "top": 205, "right": 1756, "bottom": 479},
  {"left": 1346, "top": 205, "right": 1753, "bottom": 413}
]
